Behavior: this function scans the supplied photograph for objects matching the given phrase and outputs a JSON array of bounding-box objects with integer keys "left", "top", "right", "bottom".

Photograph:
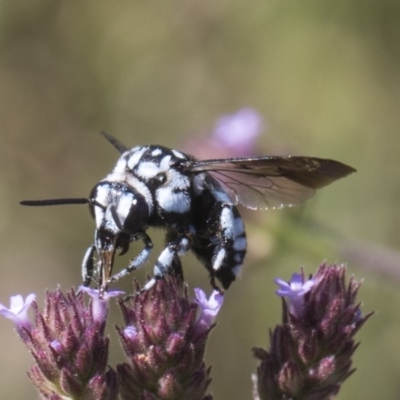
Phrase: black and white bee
[{"left": 21, "top": 132, "right": 355, "bottom": 293}]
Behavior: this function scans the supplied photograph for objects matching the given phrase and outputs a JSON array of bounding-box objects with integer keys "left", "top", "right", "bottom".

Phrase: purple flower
[
  {"left": 275, "top": 272, "right": 314, "bottom": 316},
  {"left": 184, "top": 108, "right": 265, "bottom": 159},
  {"left": 24, "top": 289, "right": 117, "bottom": 399},
  {"left": 49, "top": 339, "right": 63, "bottom": 353},
  {"left": 194, "top": 288, "right": 224, "bottom": 331},
  {"left": 213, "top": 108, "right": 265, "bottom": 155},
  {"left": 123, "top": 325, "right": 137, "bottom": 339},
  {"left": 116, "top": 276, "right": 215, "bottom": 400},
  {"left": 254, "top": 263, "right": 373, "bottom": 400},
  {"left": 79, "top": 286, "right": 124, "bottom": 323},
  {"left": 0, "top": 293, "right": 36, "bottom": 336}
]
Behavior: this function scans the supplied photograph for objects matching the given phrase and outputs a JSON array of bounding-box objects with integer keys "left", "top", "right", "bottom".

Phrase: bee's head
[
  {"left": 87, "top": 180, "right": 151, "bottom": 285},
  {"left": 89, "top": 181, "right": 150, "bottom": 237}
]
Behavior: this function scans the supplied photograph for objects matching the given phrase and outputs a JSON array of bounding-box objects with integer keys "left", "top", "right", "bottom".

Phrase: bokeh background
[{"left": 1, "top": 1, "right": 399, "bottom": 398}]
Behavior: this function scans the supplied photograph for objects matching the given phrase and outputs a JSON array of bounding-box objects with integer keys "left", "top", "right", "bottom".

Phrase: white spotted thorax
[
  {"left": 114, "top": 146, "right": 192, "bottom": 215},
  {"left": 20, "top": 132, "right": 355, "bottom": 294}
]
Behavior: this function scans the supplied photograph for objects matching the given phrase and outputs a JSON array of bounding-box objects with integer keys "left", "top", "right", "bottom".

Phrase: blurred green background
[{"left": 1, "top": 1, "right": 399, "bottom": 398}]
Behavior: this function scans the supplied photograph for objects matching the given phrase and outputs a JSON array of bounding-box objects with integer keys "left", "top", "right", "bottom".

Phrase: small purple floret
[
  {"left": 123, "top": 325, "right": 137, "bottom": 339},
  {"left": 275, "top": 273, "right": 314, "bottom": 315},
  {"left": 194, "top": 288, "right": 224, "bottom": 330},
  {"left": 275, "top": 273, "right": 314, "bottom": 297},
  {"left": 0, "top": 293, "right": 36, "bottom": 334},
  {"left": 49, "top": 340, "right": 63, "bottom": 353},
  {"left": 79, "top": 286, "right": 124, "bottom": 323}
]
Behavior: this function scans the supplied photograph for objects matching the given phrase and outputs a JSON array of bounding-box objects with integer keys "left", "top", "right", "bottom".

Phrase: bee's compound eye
[
  {"left": 122, "top": 193, "right": 149, "bottom": 233},
  {"left": 88, "top": 183, "right": 108, "bottom": 219}
]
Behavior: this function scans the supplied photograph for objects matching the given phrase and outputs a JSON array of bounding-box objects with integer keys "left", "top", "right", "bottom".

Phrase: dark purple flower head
[
  {"left": 275, "top": 271, "right": 314, "bottom": 316},
  {"left": 116, "top": 276, "right": 216, "bottom": 400},
  {"left": 21, "top": 289, "right": 117, "bottom": 400},
  {"left": 254, "top": 263, "right": 373, "bottom": 400},
  {"left": 0, "top": 293, "right": 36, "bottom": 337}
]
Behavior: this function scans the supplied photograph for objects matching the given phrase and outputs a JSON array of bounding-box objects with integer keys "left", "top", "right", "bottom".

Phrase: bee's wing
[{"left": 187, "top": 156, "right": 356, "bottom": 210}]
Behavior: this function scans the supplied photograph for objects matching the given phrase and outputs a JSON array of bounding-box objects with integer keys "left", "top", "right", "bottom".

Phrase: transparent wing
[{"left": 186, "top": 156, "right": 356, "bottom": 210}]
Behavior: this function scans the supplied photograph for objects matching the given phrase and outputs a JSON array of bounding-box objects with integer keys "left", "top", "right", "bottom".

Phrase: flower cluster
[
  {"left": 0, "top": 293, "right": 36, "bottom": 338},
  {"left": 0, "top": 277, "right": 222, "bottom": 400},
  {"left": 253, "top": 263, "right": 373, "bottom": 400},
  {"left": 1, "top": 261, "right": 371, "bottom": 400}
]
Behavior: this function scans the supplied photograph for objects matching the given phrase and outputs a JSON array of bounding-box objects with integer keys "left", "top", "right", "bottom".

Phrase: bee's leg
[
  {"left": 142, "top": 234, "right": 191, "bottom": 291},
  {"left": 82, "top": 245, "right": 96, "bottom": 286},
  {"left": 211, "top": 204, "right": 247, "bottom": 290},
  {"left": 106, "top": 232, "right": 153, "bottom": 285},
  {"left": 171, "top": 255, "right": 184, "bottom": 281},
  {"left": 164, "top": 230, "right": 185, "bottom": 281}
]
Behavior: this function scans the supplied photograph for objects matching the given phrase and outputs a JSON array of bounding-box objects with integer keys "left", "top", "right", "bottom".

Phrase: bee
[{"left": 21, "top": 132, "right": 355, "bottom": 293}]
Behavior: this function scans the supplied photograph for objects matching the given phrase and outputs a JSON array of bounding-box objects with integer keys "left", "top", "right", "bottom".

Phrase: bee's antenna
[
  {"left": 100, "top": 131, "right": 128, "bottom": 154},
  {"left": 20, "top": 198, "right": 90, "bottom": 206},
  {"left": 20, "top": 198, "right": 106, "bottom": 210}
]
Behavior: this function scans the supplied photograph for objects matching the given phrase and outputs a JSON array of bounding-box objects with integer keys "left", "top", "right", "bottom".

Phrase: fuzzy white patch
[
  {"left": 213, "top": 248, "right": 226, "bottom": 271},
  {"left": 151, "top": 148, "right": 163, "bottom": 156},
  {"left": 178, "top": 237, "right": 190, "bottom": 254},
  {"left": 220, "top": 207, "right": 235, "bottom": 238},
  {"left": 136, "top": 161, "right": 162, "bottom": 179},
  {"left": 234, "top": 217, "right": 245, "bottom": 235},
  {"left": 205, "top": 177, "right": 231, "bottom": 203},
  {"left": 233, "top": 237, "right": 246, "bottom": 251},
  {"left": 169, "top": 169, "right": 190, "bottom": 189},
  {"left": 94, "top": 184, "right": 109, "bottom": 207},
  {"left": 215, "top": 189, "right": 231, "bottom": 203},
  {"left": 135, "top": 155, "right": 172, "bottom": 180},
  {"left": 103, "top": 206, "right": 120, "bottom": 234},
  {"left": 126, "top": 147, "right": 148, "bottom": 171},
  {"left": 124, "top": 175, "right": 154, "bottom": 214},
  {"left": 93, "top": 189, "right": 107, "bottom": 229},
  {"left": 193, "top": 173, "right": 206, "bottom": 195},
  {"left": 116, "top": 193, "right": 135, "bottom": 226},
  {"left": 156, "top": 187, "right": 191, "bottom": 213},
  {"left": 156, "top": 247, "right": 175, "bottom": 271},
  {"left": 172, "top": 149, "right": 185, "bottom": 159},
  {"left": 113, "top": 157, "right": 128, "bottom": 175},
  {"left": 159, "top": 155, "right": 172, "bottom": 170}
]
